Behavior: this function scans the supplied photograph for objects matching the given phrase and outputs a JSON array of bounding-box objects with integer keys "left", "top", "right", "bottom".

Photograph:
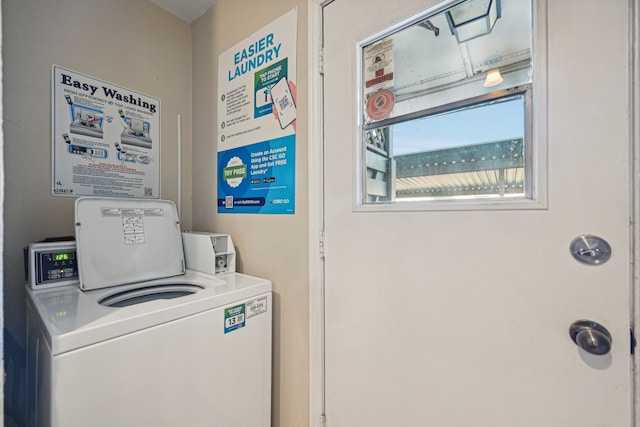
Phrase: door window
[{"left": 361, "top": 0, "right": 536, "bottom": 207}]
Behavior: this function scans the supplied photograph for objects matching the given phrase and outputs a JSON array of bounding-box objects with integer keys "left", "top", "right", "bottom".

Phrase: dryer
[{"left": 26, "top": 198, "right": 272, "bottom": 427}]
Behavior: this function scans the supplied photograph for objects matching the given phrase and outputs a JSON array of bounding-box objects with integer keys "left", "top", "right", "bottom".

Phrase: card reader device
[{"left": 181, "top": 232, "right": 236, "bottom": 276}]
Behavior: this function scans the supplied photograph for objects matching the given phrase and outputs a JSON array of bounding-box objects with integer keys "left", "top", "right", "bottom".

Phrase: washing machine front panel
[{"left": 49, "top": 292, "right": 272, "bottom": 427}]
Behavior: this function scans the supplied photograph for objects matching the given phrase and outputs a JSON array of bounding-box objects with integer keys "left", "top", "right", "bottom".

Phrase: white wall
[
  {"left": 2, "top": 0, "right": 192, "bottom": 422},
  {"left": 191, "top": 1, "right": 310, "bottom": 426}
]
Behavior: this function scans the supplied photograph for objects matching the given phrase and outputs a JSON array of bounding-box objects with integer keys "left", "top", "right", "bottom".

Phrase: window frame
[{"left": 353, "top": 0, "right": 548, "bottom": 212}]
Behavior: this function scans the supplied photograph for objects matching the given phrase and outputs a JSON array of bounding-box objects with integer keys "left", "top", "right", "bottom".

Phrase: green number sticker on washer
[{"left": 224, "top": 304, "right": 246, "bottom": 334}]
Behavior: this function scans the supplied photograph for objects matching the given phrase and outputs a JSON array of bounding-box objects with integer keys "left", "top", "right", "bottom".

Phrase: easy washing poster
[
  {"left": 217, "top": 9, "right": 297, "bottom": 214},
  {"left": 51, "top": 65, "right": 161, "bottom": 198}
]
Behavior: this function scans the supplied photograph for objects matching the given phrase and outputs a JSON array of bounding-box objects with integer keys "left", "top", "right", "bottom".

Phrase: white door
[{"left": 322, "top": 0, "right": 634, "bottom": 426}]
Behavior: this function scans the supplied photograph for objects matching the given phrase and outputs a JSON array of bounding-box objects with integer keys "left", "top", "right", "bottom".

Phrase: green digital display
[{"left": 54, "top": 252, "right": 72, "bottom": 261}]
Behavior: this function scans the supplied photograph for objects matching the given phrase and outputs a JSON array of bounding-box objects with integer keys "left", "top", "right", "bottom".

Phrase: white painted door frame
[
  {"left": 632, "top": 1, "right": 640, "bottom": 423},
  {"left": 307, "top": 1, "right": 640, "bottom": 426},
  {"left": 307, "top": 1, "right": 328, "bottom": 426}
]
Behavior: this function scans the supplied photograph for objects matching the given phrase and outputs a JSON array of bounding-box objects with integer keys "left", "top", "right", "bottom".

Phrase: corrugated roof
[{"left": 394, "top": 138, "right": 524, "bottom": 198}]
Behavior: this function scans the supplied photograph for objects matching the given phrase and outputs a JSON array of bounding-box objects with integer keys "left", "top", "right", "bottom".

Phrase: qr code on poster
[
  {"left": 225, "top": 196, "right": 234, "bottom": 209},
  {"left": 144, "top": 187, "right": 153, "bottom": 196}
]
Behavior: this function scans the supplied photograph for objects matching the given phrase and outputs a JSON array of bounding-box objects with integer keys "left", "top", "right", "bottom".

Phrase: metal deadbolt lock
[
  {"left": 570, "top": 235, "right": 611, "bottom": 265},
  {"left": 569, "top": 320, "right": 612, "bottom": 355}
]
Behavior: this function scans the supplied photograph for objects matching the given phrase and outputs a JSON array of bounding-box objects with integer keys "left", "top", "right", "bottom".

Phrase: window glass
[{"left": 361, "top": 0, "right": 533, "bottom": 204}]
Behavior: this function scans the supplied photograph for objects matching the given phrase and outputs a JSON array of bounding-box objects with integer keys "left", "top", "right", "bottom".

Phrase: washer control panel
[{"left": 25, "top": 241, "right": 79, "bottom": 289}]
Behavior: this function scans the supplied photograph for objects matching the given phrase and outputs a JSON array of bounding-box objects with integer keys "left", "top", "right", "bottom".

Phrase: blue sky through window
[{"left": 392, "top": 96, "right": 524, "bottom": 155}]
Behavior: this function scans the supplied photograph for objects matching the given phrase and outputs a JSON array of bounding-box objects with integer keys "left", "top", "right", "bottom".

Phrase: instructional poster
[
  {"left": 52, "top": 65, "right": 161, "bottom": 198},
  {"left": 364, "top": 37, "right": 394, "bottom": 96},
  {"left": 217, "top": 9, "right": 297, "bottom": 214}
]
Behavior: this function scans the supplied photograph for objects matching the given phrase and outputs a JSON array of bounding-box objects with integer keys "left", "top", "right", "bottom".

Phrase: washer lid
[{"left": 75, "top": 197, "right": 185, "bottom": 290}]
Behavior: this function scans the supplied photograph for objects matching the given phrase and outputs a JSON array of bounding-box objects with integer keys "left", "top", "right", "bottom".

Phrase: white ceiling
[{"left": 149, "top": 0, "right": 217, "bottom": 23}]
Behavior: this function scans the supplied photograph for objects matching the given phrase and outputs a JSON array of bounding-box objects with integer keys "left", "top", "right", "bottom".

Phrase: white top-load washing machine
[{"left": 25, "top": 198, "right": 272, "bottom": 427}]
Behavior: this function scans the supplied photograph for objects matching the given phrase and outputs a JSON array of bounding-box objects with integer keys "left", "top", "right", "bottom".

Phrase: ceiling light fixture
[
  {"left": 483, "top": 68, "right": 503, "bottom": 87},
  {"left": 445, "top": 0, "right": 501, "bottom": 44}
]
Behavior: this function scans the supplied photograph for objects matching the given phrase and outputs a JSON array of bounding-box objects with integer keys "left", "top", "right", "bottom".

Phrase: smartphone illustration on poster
[{"left": 270, "top": 76, "right": 296, "bottom": 129}]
